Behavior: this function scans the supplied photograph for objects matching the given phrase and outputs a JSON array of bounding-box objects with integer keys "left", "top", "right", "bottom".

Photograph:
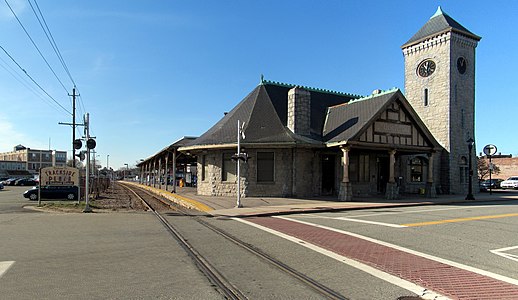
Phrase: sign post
[{"left": 483, "top": 144, "right": 498, "bottom": 195}]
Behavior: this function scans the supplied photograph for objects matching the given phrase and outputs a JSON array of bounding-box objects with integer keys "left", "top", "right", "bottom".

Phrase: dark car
[
  {"left": 23, "top": 185, "right": 78, "bottom": 201},
  {"left": 3, "top": 178, "right": 18, "bottom": 186},
  {"left": 15, "top": 178, "right": 38, "bottom": 186},
  {"left": 479, "top": 179, "right": 503, "bottom": 191}
]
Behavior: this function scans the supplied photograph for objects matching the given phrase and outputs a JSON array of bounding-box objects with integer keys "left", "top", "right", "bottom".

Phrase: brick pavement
[{"left": 248, "top": 216, "right": 518, "bottom": 300}]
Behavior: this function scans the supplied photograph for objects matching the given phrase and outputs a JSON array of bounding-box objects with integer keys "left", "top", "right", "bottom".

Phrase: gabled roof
[
  {"left": 323, "top": 89, "right": 441, "bottom": 151},
  {"left": 402, "top": 6, "right": 481, "bottom": 48},
  {"left": 324, "top": 89, "right": 398, "bottom": 143},
  {"left": 181, "top": 81, "right": 360, "bottom": 150},
  {"left": 181, "top": 81, "right": 440, "bottom": 152}
]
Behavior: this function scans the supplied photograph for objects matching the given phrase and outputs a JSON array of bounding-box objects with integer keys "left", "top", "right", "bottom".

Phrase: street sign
[
  {"left": 483, "top": 144, "right": 497, "bottom": 156},
  {"left": 41, "top": 166, "right": 79, "bottom": 186}
]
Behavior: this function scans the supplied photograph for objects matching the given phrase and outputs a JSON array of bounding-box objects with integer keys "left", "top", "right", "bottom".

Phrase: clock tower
[{"left": 402, "top": 7, "right": 481, "bottom": 194}]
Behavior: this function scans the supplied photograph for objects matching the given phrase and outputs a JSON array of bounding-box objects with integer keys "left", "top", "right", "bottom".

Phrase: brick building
[{"left": 0, "top": 145, "right": 67, "bottom": 177}]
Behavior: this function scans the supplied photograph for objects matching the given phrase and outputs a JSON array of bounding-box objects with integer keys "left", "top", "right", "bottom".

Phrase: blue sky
[{"left": 0, "top": 0, "right": 516, "bottom": 169}]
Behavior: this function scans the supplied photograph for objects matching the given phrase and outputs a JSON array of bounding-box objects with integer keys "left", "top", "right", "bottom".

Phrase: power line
[
  {"left": 29, "top": 0, "right": 76, "bottom": 88},
  {"left": 28, "top": 1, "right": 88, "bottom": 118},
  {"left": 5, "top": 0, "right": 69, "bottom": 93},
  {"left": 0, "top": 44, "right": 71, "bottom": 115},
  {"left": 0, "top": 55, "right": 65, "bottom": 114}
]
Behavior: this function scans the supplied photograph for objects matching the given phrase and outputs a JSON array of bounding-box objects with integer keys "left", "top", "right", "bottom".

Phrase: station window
[
  {"left": 410, "top": 157, "right": 424, "bottom": 182},
  {"left": 424, "top": 88, "right": 429, "bottom": 106},
  {"left": 257, "top": 152, "right": 274, "bottom": 182}
]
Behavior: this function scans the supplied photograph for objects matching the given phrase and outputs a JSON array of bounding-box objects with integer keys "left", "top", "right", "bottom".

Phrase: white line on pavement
[
  {"left": 275, "top": 216, "right": 518, "bottom": 287},
  {"left": 291, "top": 214, "right": 406, "bottom": 228},
  {"left": 0, "top": 261, "right": 15, "bottom": 279},
  {"left": 343, "top": 205, "right": 503, "bottom": 218},
  {"left": 491, "top": 246, "right": 518, "bottom": 262},
  {"left": 235, "top": 218, "right": 448, "bottom": 300}
]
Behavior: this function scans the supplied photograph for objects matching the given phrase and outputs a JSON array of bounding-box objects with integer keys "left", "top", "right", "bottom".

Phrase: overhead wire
[
  {"left": 0, "top": 54, "right": 65, "bottom": 114},
  {"left": 30, "top": 0, "right": 88, "bottom": 127},
  {"left": 5, "top": 0, "right": 69, "bottom": 94},
  {"left": 0, "top": 44, "right": 72, "bottom": 115},
  {"left": 30, "top": 0, "right": 76, "bottom": 87}
]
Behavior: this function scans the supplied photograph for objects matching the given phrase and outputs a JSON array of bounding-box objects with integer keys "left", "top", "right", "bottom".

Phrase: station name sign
[{"left": 41, "top": 166, "right": 79, "bottom": 186}]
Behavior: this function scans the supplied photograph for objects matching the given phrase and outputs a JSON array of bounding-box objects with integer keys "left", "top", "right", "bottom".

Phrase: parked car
[
  {"left": 0, "top": 182, "right": 3, "bottom": 190},
  {"left": 500, "top": 177, "right": 518, "bottom": 190},
  {"left": 479, "top": 179, "right": 504, "bottom": 191},
  {"left": 23, "top": 185, "right": 78, "bottom": 201},
  {"left": 3, "top": 178, "right": 18, "bottom": 186},
  {"left": 15, "top": 178, "right": 38, "bottom": 186}
]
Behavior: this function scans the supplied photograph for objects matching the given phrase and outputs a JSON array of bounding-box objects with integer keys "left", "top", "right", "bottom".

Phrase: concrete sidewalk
[{"left": 122, "top": 182, "right": 518, "bottom": 217}]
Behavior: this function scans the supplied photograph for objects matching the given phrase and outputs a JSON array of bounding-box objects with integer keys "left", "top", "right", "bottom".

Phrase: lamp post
[{"left": 465, "top": 138, "right": 475, "bottom": 200}]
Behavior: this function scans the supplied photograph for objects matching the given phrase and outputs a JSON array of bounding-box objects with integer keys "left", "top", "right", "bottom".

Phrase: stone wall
[{"left": 196, "top": 148, "right": 320, "bottom": 198}]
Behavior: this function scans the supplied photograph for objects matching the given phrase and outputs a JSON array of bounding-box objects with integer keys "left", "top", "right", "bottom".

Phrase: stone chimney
[{"left": 287, "top": 87, "right": 311, "bottom": 136}]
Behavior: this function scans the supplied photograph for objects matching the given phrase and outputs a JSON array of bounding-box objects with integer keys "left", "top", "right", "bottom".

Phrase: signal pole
[{"left": 59, "top": 87, "right": 80, "bottom": 166}]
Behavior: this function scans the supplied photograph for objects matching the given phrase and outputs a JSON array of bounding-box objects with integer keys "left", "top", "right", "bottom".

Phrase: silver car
[{"left": 500, "top": 176, "right": 518, "bottom": 189}]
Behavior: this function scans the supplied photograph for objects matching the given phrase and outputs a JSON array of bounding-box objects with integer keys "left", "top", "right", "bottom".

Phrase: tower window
[{"left": 424, "top": 88, "right": 429, "bottom": 106}]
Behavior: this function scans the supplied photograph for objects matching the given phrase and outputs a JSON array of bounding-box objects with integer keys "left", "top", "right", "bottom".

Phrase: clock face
[
  {"left": 417, "top": 59, "right": 436, "bottom": 77},
  {"left": 457, "top": 57, "right": 467, "bottom": 74}
]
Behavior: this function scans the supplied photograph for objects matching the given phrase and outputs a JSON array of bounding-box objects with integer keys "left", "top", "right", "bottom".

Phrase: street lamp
[{"left": 465, "top": 137, "right": 475, "bottom": 200}]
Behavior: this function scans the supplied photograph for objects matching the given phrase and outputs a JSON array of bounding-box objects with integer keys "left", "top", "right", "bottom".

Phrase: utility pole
[
  {"left": 71, "top": 87, "right": 77, "bottom": 167},
  {"left": 59, "top": 87, "right": 80, "bottom": 167}
]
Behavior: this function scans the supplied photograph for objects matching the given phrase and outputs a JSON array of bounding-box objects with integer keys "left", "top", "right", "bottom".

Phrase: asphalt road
[
  {"left": 2, "top": 186, "right": 518, "bottom": 299},
  {"left": 281, "top": 199, "right": 518, "bottom": 288}
]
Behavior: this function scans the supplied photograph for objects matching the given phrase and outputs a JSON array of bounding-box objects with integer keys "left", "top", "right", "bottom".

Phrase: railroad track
[{"left": 122, "top": 183, "right": 348, "bottom": 300}]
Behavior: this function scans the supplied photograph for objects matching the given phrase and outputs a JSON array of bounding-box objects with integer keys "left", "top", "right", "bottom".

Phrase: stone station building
[{"left": 139, "top": 7, "right": 481, "bottom": 201}]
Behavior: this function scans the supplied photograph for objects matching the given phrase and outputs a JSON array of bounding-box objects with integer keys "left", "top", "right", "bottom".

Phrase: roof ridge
[
  {"left": 349, "top": 87, "right": 399, "bottom": 103},
  {"left": 260, "top": 77, "right": 362, "bottom": 98}
]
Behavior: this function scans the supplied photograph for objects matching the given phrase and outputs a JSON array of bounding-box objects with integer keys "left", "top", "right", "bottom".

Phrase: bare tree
[{"left": 477, "top": 158, "right": 500, "bottom": 180}]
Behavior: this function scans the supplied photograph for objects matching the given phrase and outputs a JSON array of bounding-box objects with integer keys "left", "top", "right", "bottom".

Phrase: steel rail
[
  {"left": 122, "top": 184, "right": 247, "bottom": 300},
  {"left": 124, "top": 184, "right": 348, "bottom": 300}
]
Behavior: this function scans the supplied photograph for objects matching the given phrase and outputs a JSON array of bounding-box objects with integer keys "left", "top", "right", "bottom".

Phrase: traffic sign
[{"left": 483, "top": 144, "right": 497, "bottom": 156}]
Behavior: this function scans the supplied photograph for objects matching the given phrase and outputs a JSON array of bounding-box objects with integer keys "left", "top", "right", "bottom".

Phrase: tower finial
[
  {"left": 431, "top": 6, "right": 444, "bottom": 19},
  {"left": 260, "top": 74, "right": 265, "bottom": 84}
]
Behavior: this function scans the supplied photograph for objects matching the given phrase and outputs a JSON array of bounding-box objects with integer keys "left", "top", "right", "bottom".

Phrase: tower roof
[{"left": 402, "top": 6, "right": 481, "bottom": 48}]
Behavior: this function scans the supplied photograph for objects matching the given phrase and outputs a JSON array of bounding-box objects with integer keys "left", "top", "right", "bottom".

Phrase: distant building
[
  {"left": 479, "top": 155, "right": 518, "bottom": 180},
  {"left": 0, "top": 145, "right": 67, "bottom": 177}
]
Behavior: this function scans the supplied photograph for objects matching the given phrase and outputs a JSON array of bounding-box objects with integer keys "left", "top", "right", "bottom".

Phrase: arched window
[{"left": 410, "top": 157, "right": 424, "bottom": 182}]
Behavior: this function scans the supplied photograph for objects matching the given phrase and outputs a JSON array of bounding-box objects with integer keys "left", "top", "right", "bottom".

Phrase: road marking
[
  {"left": 491, "top": 246, "right": 518, "bottom": 262},
  {"left": 293, "top": 214, "right": 406, "bottom": 228},
  {"left": 272, "top": 216, "right": 518, "bottom": 287},
  {"left": 402, "top": 213, "right": 518, "bottom": 227},
  {"left": 0, "top": 261, "right": 15, "bottom": 278},
  {"left": 235, "top": 218, "right": 447, "bottom": 300},
  {"left": 346, "top": 205, "right": 501, "bottom": 218}
]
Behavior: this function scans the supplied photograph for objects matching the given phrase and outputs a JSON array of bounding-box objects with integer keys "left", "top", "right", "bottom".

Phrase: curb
[{"left": 120, "top": 181, "right": 213, "bottom": 212}]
